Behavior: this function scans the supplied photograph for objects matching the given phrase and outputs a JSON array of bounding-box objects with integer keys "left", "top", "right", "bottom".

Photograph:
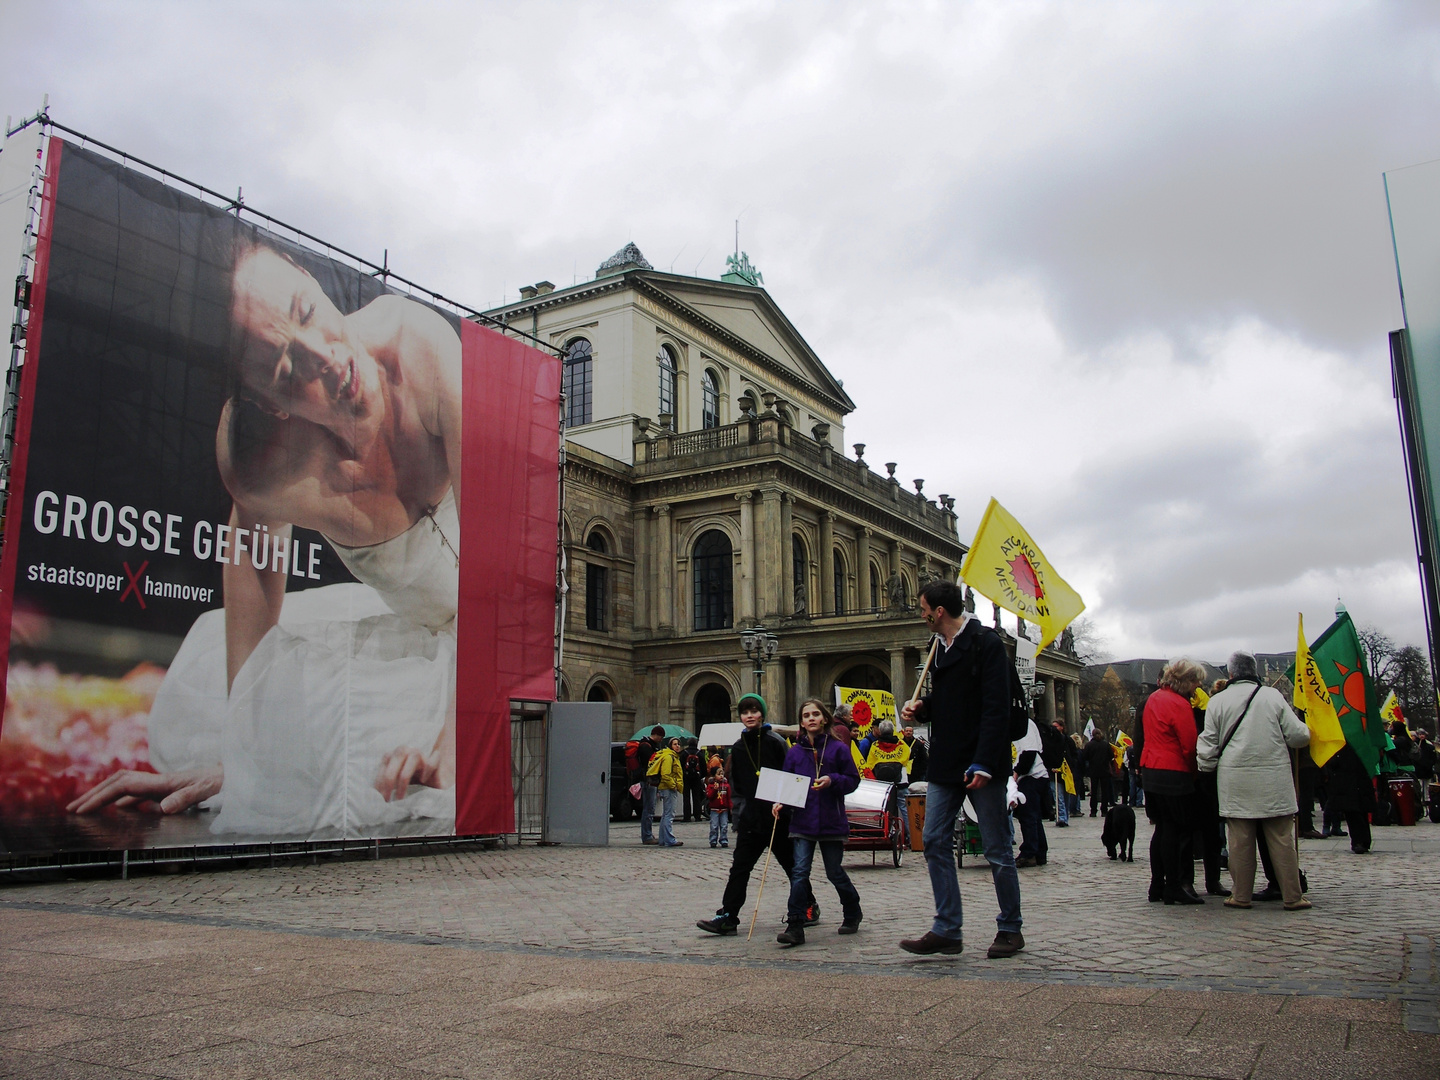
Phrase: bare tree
[
  {"left": 1068, "top": 617, "right": 1110, "bottom": 663},
  {"left": 1357, "top": 624, "right": 1399, "bottom": 685},
  {"left": 1389, "top": 645, "right": 1437, "bottom": 729}
]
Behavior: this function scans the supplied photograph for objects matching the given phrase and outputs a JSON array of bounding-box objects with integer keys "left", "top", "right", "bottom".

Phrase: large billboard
[{"left": 0, "top": 138, "right": 559, "bottom": 854}]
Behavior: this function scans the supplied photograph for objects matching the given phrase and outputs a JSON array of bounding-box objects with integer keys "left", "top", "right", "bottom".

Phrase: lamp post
[{"left": 741, "top": 627, "right": 780, "bottom": 697}]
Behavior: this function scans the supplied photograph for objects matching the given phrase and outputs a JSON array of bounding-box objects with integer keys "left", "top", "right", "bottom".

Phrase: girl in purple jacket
[{"left": 774, "top": 698, "right": 863, "bottom": 946}]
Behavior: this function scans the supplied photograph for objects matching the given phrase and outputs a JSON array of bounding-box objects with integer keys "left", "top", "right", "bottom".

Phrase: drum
[
  {"left": 1388, "top": 777, "right": 1421, "bottom": 826},
  {"left": 845, "top": 778, "right": 894, "bottom": 813}
]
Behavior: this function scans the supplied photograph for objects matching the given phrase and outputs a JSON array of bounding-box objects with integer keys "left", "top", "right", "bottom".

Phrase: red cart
[{"left": 843, "top": 778, "right": 905, "bottom": 867}]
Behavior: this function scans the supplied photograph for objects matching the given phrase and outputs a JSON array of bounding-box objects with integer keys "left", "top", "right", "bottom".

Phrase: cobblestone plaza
[{"left": 1, "top": 813, "right": 1437, "bottom": 1078}]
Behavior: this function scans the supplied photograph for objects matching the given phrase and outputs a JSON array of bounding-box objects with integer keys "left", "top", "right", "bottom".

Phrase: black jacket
[
  {"left": 1323, "top": 744, "right": 1377, "bottom": 814},
  {"left": 904, "top": 736, "right": 929, "bottom": 782},
  {"left": 916, "top": 621, "right": 1011, "bottom": 783},
  {"left": 1082, "top": 736, "right": 1112, "bottom": 779},
  {"left": 727, "top": 724, "right": 792, "bottom": 830}
]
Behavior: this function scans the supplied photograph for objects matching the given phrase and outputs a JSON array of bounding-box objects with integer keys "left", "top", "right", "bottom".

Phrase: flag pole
[
  {"left": 747, "top": 813, "right": 781, "bottom": 941},
  {"left": 908, "top": 637, "right": 940, "bottom": 709}
]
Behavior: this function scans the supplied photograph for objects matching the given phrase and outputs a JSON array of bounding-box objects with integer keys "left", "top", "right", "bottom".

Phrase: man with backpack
[{"left": 899, "top": 580, "right": 1025, "bottom": 959}]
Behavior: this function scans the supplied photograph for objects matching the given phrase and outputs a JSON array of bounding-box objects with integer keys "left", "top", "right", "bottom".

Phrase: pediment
[{"left": 640, "top": 274, "right": 854, "bottom": 413}]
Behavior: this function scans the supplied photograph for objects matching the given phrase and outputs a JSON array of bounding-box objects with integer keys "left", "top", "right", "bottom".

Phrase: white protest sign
[
  {"left": 756, "top": 766, "right": 812, "bottom": 809},
  {"left": 697, "top": 723, "right": 745, "bottom": 748},
  {"left": 1013, "top": 633, "right": 1038, "bottom": 689}
]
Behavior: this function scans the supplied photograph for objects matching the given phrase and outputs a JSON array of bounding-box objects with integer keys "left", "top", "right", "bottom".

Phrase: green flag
[{"left": 1309, "top": 610, "right": 1385, "bottom": 776}]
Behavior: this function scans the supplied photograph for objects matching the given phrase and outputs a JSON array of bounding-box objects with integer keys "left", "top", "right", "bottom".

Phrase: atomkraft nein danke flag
[
  {"left": 834, "top": 688, "right": 897, "bottom": 733},
  {"left": 959, "top": 498, "right": 1085, "bottom": 649},
  {"left": 1295, "top": 614, "right": 1347, "bottom": 768},
  {"left": 1308, "top": 608, "right": 1387, "bottom": 776}
]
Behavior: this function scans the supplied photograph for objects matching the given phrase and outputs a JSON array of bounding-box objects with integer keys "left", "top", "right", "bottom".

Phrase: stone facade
[{"left": 487, "top": 247, "right": 1084, "bottom": 739}]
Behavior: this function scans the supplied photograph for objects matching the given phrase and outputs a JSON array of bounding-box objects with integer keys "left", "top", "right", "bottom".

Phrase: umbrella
[{"left": 631, "top": 724, "right": 696, "bottom": 742}]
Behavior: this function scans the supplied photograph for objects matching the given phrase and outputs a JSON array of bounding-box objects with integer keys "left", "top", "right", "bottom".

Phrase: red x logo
[{"left": 120, "top": 561, "right": 148, "bottom": 608}]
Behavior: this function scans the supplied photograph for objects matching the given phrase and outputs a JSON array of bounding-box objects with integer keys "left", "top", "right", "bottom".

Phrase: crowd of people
[{"left": 622, "top": 580, "right": 1428, "bottom": 954}]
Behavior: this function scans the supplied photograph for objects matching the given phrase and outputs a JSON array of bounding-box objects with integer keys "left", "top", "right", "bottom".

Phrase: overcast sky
[{"left": 3, "top": 1, "right": 1438, "bottom": 663}]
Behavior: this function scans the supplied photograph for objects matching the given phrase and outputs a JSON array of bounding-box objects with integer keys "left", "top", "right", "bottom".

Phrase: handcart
[
  {"left": 844, "top": 778, "right": 905, "bottom": 867},
  {"left": 953, "top": 797, "right": 985, "bottom": 868}
]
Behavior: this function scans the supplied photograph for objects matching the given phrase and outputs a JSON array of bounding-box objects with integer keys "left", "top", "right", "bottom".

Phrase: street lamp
[{"left": 741, "top": 628, "right": 780, "bottom": 695}]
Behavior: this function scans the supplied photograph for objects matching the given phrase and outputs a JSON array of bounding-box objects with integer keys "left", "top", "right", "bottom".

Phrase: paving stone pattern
[{"left": 0, "top": 812, "right": 1436, "bottom": 1078}]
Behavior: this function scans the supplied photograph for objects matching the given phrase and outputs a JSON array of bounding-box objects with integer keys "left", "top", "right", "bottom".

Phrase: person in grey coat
[{"left": 1196, "top": 651, "right": 1312, "bottom": 910}]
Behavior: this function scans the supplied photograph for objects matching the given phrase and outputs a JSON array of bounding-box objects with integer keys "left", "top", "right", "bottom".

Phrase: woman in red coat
[{"left": 1139, "top": 659, "right": 1207, "bottom": 905}]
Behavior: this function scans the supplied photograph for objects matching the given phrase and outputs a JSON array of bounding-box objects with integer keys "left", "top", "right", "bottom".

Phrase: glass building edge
[{"left": 1385, "top": 163, "right": 1440, "bottom": 685}]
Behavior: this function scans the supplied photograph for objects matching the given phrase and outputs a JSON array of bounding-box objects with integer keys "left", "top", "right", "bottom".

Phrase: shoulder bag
[{"left": 1216, "top": 686, "right": 1262, "bottom": 761}]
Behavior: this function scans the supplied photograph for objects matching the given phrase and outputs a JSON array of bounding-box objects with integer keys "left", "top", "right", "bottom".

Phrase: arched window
[
  {"left": 585, "top": 528, "right": 609, "bottom": 631},
  {"left": 702, "top": 369, "right": 720, "bottom": 429},
  {"left": 833, "top": 549, "right": 846, "bottom": 615},
  {"left": 870, "top": 561, "right": 883, "bottom": 610},
  {"left": 586, "top": 683, "right": 611, "bottom": 703},
  {"left": 792, "top": 535, "right": 808, "bottom": 614},
  {"left": 692, "top": 530, "right": 733, "bottom": 631},
  {"left": 586, "top": 561, "right": 609, "bottom": 632},
  {"left": 563, "top": 338, "right": 593, "bottom": 428},
  {"left": 657, "top": 344, "right": 677, "bottom": 420}
]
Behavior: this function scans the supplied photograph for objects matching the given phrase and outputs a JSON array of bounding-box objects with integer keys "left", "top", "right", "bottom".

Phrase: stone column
[
  {"left": 780, "top": 494, "right": 794, "bottom": 617},
  {"left": 819, "top": 511, "right": 835, "bottom": 615},
  {"left": 656, "top": 665, "right": 673, "bottom": 725},
  {"left": 736, "top": 492, "right": 755, "bottom": 624},
  {"left": 1066, "top": 681, "right": 1081, "bottom": 734},
  {"left": 794, "top": 654, "right": 810, "bottom": 703},
  {"left": 857, "top": 527, "right": 872, "bottom": 610},
  {"left": 655, "top": 504, "right": 673, "bottom": 633},
  {"left": 759, "top": 487, "right": 782, "bottom": 619},
  {"left": 1042, "top": 675, "right": 1057, "bottom": 724},
  {"left": 890, "top": 648, "right": 908, "bottom": 704},
  {"left": 632, "top": 507, "right": 650, "bottom": 633}
]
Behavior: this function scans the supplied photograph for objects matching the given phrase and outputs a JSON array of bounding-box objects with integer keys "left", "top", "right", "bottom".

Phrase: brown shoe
[
  {"left": 899, "top": 931, "right": 963, "bottom": 955},
  {"left": 1283, "top": 898, "right": 1312, "bottom": 911},
  {"left": 986, "top": 931, "right": 1025, "bottom": 959}
]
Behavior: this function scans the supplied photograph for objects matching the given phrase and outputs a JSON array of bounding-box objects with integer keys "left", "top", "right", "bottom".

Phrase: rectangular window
[{"left": 586, "top": 563, "right": 608, "bottom": 631}]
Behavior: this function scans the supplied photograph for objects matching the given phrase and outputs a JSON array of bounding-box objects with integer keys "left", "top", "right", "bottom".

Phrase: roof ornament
[
  {"left": 596, "top": 242, "right": 653, "bottom": 278},
  {"left": 722, "top": 251, "right": 764, "bottom": 286}
]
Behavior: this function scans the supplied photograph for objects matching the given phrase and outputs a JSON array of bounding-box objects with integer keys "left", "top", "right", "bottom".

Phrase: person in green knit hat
[{"left": 696, "top": 693, "right": 818, "bottom": 934}]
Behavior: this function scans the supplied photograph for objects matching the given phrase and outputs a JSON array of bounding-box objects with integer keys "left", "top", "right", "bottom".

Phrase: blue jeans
[
  {"left": 640, "top": 783, "right": 657, "bottom": 842},
  {"left": 659, "top": 789, "right": 679, "bottom": 845},
  {"left": 1130, "top": 772, "right": 1145, "bottom": 807},
  {"left": 709, "top": 809, "right": 729, "bottom": 846},
  {"left": 787, "top": 837, "right": 861, "bottom": 925},
  {"left": 1056, "top": 779, "right": 1069, "bottom": 824},
  {"left": 922, "top": 778, "right": 1022, "bottom": 938}
]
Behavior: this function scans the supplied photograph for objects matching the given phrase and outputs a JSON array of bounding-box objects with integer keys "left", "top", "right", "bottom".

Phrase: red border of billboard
[
  {"left": 0, "top": 136, "right": 60, "bottom": 710},
  {"left": 455, "top": 320, "right": 560, "bottom": 835}
]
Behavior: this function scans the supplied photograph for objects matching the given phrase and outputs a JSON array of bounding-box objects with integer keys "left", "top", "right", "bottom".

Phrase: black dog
[{"left": 1102, "top": 804, "right": 1135, "bottom": 862}]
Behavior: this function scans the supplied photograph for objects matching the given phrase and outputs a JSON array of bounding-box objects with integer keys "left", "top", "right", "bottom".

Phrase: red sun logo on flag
[
  {"left": 1008, "top": 553, "right": 1045, "bottom": 600},
  {"left": 1327, "top": 662, "right": 1370, "bottom": 732}
]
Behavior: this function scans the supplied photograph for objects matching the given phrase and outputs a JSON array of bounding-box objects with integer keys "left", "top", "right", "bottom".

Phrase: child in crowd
[
  {"left": 706, "top": 765, "right": 732, "bottom": 848},
  {"left": 774, "top": 698, "right": 863, "bottom": 946}
]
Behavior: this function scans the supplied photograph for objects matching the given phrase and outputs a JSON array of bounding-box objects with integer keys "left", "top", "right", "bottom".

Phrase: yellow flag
[
  {"left": 1379, "top": 690, "right": 1406, "bottom": 729},
  {"left": 959, "top": 498, "right": 1085, "bottom": 648},
  {"left": 1296, "top": 613, "right": 1346, "bottom": 767}
]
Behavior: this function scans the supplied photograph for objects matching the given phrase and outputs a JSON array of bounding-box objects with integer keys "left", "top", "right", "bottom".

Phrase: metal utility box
[{"left": 543, "top": 702, "right": 612, "bottom": 845}]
